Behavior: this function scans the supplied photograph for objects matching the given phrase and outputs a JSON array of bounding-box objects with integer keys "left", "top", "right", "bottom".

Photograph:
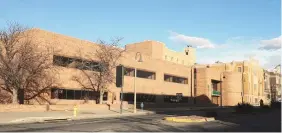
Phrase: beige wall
[
  {"left": 222, "top": 72, "right": 242, "bottom": 106},
  {"left": 2, "top": 28, "right": 270, "bottom": 107},
  {"left": 25, "top": 29, "right": 194, "bottom": 105},
  {"left": 125, "top": 40, "right": 196, "bottom": 66}
]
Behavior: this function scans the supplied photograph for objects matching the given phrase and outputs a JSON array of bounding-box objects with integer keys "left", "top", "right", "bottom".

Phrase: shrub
[
  {"left": 206, "top": 111, "right": 218, "bottom": 117},
  {"left": 270, "top": 101, "right": 281, "bottom": 109},
  {"left": 261, "top": 105, "right": 270, "bottom": 109},
  {"left": 235, "top": 103, "right": 254, "bottom": 113}
]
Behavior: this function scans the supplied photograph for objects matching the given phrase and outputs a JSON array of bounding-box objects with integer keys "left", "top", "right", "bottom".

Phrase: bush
[
  {"left": 206, "top": 111, "right": 218, "bottom": 117},
  {"left": 271, "top": 101, "right": 281, "bottom": 109},
  {"left": 261, "top": 105, "right": 270, "bottom": 109},
  {"left": 235, "top": 103, "right": 254, "bottom": 113}
]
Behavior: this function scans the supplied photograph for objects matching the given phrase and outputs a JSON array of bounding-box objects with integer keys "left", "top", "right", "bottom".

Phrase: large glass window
[
  {"left": 124, "top": 67, "right": 135, "bottom": 77},
  {"left": 164, "top": 74, "right": 188, "bottom": 84},
  {"left": 136, "top": 70, "right": 156, "bottom": 80},
  {"left": 50, "top": 88, "right": 105, "bottom": 100},
  {"left": 53, "top": 55, "right": 101, "bottom": 72}
]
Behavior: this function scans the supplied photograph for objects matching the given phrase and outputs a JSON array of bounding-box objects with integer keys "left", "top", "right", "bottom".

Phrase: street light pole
[
  {"left": 134, "top": 52, "right": 142, "bottom": 113},
  {"left": 134, "top": 67, "right": 137, "bottom": 113}
]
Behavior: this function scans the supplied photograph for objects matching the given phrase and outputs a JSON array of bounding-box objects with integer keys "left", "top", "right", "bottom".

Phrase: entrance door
[{"left": 212, "top": 96, "right": 219, "bottom": 106}]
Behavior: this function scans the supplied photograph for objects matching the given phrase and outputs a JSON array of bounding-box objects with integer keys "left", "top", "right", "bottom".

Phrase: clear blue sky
[{"left": 1, "top": 0, "right": 281, "bottom": 69}]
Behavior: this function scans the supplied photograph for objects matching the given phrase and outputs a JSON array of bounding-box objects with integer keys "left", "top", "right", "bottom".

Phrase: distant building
[
  {"left": 193, "top": 58, "right": 265, "bottom": 106},
  {"left": 264, "top": 65, "right": 281, "bottom": 102}
]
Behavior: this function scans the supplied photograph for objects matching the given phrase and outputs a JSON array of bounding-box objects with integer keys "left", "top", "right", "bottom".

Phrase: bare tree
[
  {"left": 0, "top": 23, "right": 58, "bottom": 104},
  {"left": 72, "top": 38, "right": 124, "bottom": 104}
]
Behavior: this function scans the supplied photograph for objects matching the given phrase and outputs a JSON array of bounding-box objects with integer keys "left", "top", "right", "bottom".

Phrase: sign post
[{"left": 116, "top": 65, "right": 124, "bottom": 114}]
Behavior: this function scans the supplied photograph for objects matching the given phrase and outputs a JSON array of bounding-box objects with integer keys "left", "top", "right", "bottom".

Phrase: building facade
[
  {"left": 193, "top": 58, "right": 265, "bottom": 106},
  {"left": 23, "top": 29, "right": 199, "bottom": 106},
  {"left": 1, "top": 28, "right": 275, "bottom": 107}
]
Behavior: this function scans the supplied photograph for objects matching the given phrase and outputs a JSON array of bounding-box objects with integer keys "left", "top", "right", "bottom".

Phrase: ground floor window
[
  {"left": 164, "top": 94, "right": 188, "bottom": 103},
  {"left": 51, "top": 88, "right": 108, "bottom": 101},
  {"left": 120, "top": 93, "right": 189, "bottom": 103},
  {"left": 121, "top": 93, "right": 156, "bottom": 103}
]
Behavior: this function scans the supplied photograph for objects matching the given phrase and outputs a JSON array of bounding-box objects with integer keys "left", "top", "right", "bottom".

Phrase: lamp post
[
  {"left": 134, "top": 52, "right": 143, "bottom": 113},
  {"left": 220, "top": 72, "right": 225, "bottom": 108}
]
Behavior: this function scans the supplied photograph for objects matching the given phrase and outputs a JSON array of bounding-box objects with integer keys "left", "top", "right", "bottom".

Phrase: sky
[{"left": 1, "top": 0, "right": 281, "bottom": 69}]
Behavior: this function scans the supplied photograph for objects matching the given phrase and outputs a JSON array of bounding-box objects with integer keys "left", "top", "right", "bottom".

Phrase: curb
[
  {"left": 164, "top": 116, "right": 215, "bottom": 123},
  {"left": 1, "top": 111, "right": 155, "bottom": 126}
]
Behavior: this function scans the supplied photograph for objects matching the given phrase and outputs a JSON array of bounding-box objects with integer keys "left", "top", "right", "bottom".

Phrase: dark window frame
[{"left": 164, "top": 74, "right": 188, "bottom": 84}]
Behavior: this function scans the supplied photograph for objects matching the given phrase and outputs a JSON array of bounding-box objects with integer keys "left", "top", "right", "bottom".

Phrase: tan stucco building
[
  {"left": 1, "top": 28, "right": 275, "bottom": 107},
  {"left": 24, "top": 29, "right": 198, "bottom": 106},
  {"left": 264, "top": 65, "right": 281, "bottom": 102},
  {"left": 194, "top": 58, "right": 266, "bottom": 106}
]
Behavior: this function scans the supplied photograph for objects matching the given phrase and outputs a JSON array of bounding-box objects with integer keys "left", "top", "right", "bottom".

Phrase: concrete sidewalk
[
  {"left": 0, "top": 106, "right": 224, "bottom": 125},
  {"left": 0, "top": 108, "right": 154, "bottom": 125}
]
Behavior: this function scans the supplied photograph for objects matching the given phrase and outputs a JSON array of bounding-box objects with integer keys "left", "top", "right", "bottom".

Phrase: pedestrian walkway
[
  {"left": 0, "top": 105, "right": 225, "bottom": 125},
  {"left": 0, "top": 107, "right": 153, "bottom": 125}
]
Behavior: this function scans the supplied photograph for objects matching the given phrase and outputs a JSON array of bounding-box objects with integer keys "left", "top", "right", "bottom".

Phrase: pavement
[
  {"left": 0, "top": 106, "right": 222, "bottom": 125},
  {"left": 0, "top": 107, "right": 154, "bottom": 125},
  {"left": 0, "top": 108, "right": 280, "bottom": 132}
]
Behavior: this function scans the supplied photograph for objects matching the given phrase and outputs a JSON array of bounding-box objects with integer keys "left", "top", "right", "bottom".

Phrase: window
[
  {"left": 171, "top": 57, "right": 173, "bottom": 61},
  {"left": 186, "top": 52, "right": 188, "bottom": 55},
  {"left": 53, "top": 55, "right": 101, "bottom": 72},
  {"left": 238, "top": 67, "right": 242, "bottom": 72},
  {"left": 66, "top": 90, "right": 74, "bottom": 100},
  {"left": 74, "top": 90, "right": 82, "bottom": 100},
  {"left": 254, "top": 84, "right": 257, "bottom": 90},
  {"left": 212, "top": 82, "right": 218, "bottom": 91},
  {"left": 165, "top": 55, "right": 167, "bottom": 60},
  {"left": 121, "top": 93, "right": 156, "bottom": 103},
  {"left": 164, "top": 94, "right": 188, "bottom": 103},
  {"left": 136, "top": 70, "right": 156, "bottom": 80},
  {"left": 164, "top": 74, "right": 188, "bottom": 84},
  {"left": 124, "top": 67, "right": 135, "bottom": 77},
  {"left": 51, "top": 88, "right": 101, "bottom": 100}
]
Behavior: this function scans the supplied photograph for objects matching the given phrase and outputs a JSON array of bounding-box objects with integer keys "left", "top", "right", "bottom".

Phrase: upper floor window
[
  {"left": 254, "top": 84, "right": 257, "bottom": 90},
  {"left": 164, "top": 74, "right": 188, "bottom": 84},
  {"left": 137, "top": 70, "right": 156, "bottom": 80},
  {"left": 238, "top": 67, "right": 242, "bottom": 72},
  {"left": 53, "top": 55, "right": 101, "bottom": 72},
  {"left": 124, "top": 67, "right": 135, "bottom": 77},
  {"left": 186, "top": 52, "right": 188, "bottom": 55}
]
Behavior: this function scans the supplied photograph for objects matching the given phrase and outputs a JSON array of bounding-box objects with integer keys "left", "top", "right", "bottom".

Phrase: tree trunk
[
  {"left": 12, "top": 88, "right": 18, "bottom": 104},
  {"left": 99, "top": 91, "right": 103, "bottom": 104}
]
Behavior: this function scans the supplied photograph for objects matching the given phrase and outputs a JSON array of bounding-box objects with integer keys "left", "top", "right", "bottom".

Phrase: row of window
[
  {"left": 53, "top": 55, "right": 188, "bottom": 85},
  {"left": 51, "top": 88, "right": 107, "bottom": 100},
  {"left": 238, "top": 66, "right": 258, "bottom": 76},
  {"left": 164, "top": 74, "right": 188, "bottom": 84},
  {"left": 53, "top": 55, "right": 103, "bottom": 72},
  {"left": 124, "top": 67, "right": 188, "bottom": 84},
  {"left": 122, "top": 93, "right": 188, "bottom": 103},
  {"left": 124, "top": 68, "right": 156, "bottom": 80}
]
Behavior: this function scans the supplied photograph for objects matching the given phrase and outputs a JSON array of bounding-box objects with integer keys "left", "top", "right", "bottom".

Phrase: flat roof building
[{"left": 1, "top": 28, "right": 276, "bottom": 107}]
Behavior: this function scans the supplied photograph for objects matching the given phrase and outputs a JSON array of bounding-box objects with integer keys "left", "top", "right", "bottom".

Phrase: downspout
[
  {"left": 221, "top": 63, "right": 226, "bottom": 107},
  {"left": 190, "top": 65, "right": 194, "bottom": 104},
  {"left": 242, "top": 61, "right": 245, "bottom": 103}
]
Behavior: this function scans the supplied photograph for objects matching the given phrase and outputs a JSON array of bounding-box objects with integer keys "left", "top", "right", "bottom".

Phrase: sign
[{"left": 176, "top": 93, "right": 183, "bottom": 101}]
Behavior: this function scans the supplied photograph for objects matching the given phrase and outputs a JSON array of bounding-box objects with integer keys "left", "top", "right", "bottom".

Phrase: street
[{"left": 0, "top": 109, "right": 280, "bottom": 132}]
